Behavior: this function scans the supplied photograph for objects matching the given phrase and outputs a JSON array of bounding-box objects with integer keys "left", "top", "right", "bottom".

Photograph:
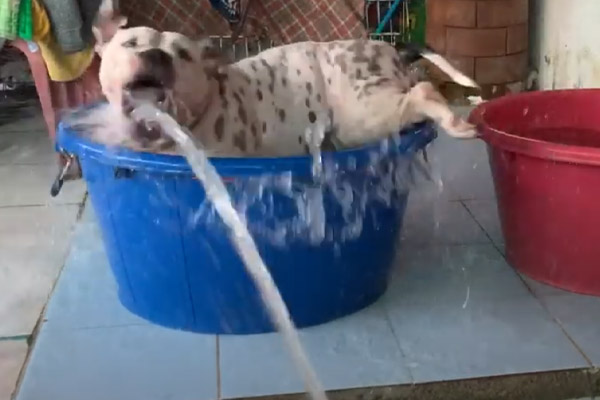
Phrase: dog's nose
[
  {"left": 137, "top": 48, "right": 175, "bottom": 88},
  {"left": 139, "top": 48, "right": 173, "bottom": 68}
]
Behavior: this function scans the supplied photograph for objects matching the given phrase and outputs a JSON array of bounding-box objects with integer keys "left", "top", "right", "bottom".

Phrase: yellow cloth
[{"left": 32, "top": 0, "right": 94, "bottom": 82}]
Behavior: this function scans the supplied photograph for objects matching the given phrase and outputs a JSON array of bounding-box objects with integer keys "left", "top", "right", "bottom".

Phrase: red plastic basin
[{"left": 469, "top": 89, "right": 600, "bottom": 296}]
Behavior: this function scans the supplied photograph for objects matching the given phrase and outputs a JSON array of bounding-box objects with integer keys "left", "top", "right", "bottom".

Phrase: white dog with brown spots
[{"left": 71, "top": 5, "right": 479, "bottom": 157}]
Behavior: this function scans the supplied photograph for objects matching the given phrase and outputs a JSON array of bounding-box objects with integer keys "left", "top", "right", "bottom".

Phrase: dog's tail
[{"left": 396, "top": 43, "right": 479, "bottom": 89}]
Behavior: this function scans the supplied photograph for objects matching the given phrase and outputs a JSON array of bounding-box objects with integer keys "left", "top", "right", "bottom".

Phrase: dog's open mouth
[
  {"left": 123, "top": 75, "right": 169, "bottom": 111},
  {"left": 121, "top": 77, "right": 177, "bottom": 151},
  {"left": 126, "top": 76, "right": 164, "bottom": 92}
]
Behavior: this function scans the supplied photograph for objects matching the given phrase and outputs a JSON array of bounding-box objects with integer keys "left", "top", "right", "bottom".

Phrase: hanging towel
[
  {"left": 17, "top": 0, "right": 32, "bottom": 40},
  {"left": 78, "top": 0, "right": 103, "bottom": 48},
  {"left": 0, "top": 0, "right": 21, "bottom": 39},
  {"left": 40, "top": 0, "right": 102, "bottom": 53},
  {"left": 32, "top": 0, "right": 94, "bottom": 82},
  {"left": 39, "top": 0, "right": 83, "bottom": 53}
]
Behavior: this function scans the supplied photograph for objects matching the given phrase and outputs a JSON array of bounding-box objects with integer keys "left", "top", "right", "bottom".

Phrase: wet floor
[{"left": 0, "top": 93, "right": 87, "bottom": 400}]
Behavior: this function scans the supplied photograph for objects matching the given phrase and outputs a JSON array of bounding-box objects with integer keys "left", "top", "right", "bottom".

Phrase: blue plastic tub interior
[{"left": 57, "top": 114, "right": 436, "bottom": 334}]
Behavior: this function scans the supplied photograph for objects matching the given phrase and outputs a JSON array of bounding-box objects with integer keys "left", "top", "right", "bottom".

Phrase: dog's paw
[{"left": 444, "top": 117, "right": 478, "bottom": 139}]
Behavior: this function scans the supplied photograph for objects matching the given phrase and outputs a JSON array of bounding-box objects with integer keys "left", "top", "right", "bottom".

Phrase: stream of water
[{"left": 131, "top": 103, "right": 329, "bottom": 400}]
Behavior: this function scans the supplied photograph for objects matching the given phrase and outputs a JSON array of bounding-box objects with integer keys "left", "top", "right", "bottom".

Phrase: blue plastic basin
[{"left": 57, "top": 111, "right": 436, "bottom": 334}]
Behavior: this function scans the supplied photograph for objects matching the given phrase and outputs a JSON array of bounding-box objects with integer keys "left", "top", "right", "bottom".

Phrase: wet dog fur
[{"left": 69, "top": 3, "right": 479, "bottom": 157}]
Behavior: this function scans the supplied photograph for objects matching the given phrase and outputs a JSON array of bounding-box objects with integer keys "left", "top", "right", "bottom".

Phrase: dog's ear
[
  {"left": 196, "top": 38, "right": 229, "bottom": 76},
  {"left": 92, "top": 0, "right": 128, "bottom": 55}
]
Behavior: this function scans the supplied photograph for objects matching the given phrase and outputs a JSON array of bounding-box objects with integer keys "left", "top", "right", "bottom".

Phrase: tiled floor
[
  {"left": 10, "top": 123, "right": 600, "bottom": 400},
  {"left": 2, "top": 101, "right": 599, "bottom": 400},
  {"left": 0, "top": 341, "right": 28, "bottom": 400},
  {"left": 0, "top": 97, "right": 86, "bottom": 400}
]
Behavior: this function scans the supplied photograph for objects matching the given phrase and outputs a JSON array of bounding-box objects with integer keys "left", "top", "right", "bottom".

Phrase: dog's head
[{"left": 90, "top": 6, "right": 224, "bottom": 149}]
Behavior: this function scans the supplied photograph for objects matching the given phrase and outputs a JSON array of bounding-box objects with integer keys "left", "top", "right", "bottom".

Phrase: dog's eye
[
  {"left": 176, "top": 47, "right": 193, "bottom": 62},
  {"left": 123, "top": 38, "right": 138, "bottom": 48}
]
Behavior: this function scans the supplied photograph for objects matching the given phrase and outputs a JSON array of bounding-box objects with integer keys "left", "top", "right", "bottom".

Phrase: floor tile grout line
[
  {"left": 514, "top": 276, "right": 596, "bottom": 368},
  {"left": 216, "top": 335, "right": 222, "bottom": 400},
  {"left": 0, "top": 202, "right": 84, "bottom": 209},
  {"left": 520, "top": 288, "right": 595, "bottom": 367},
  {"left": 0, "top": 162, "right": 59, "bottom": 167},
  {"left": 400, "top": 241, "right": 492, "bottom": 248},
  {"left": 448, "top": 197, "right": 497, "bottom": 203},
  {"left": 43, "top": 322, "right": 154, "bottom": 332},
  {"left": 75, "top": 192, "right": 89, "bottom": 220},
  {"left": 0, "top": 335, "right": 29, "bottom": 342},
  {"left": 0, "top": 128, "right": 47, "bottom": 135},
  {"left": 12, "top": 287, "right": 53, "bottom": 400},
  {"left": 380, "top": 305, "right": 416, "bottom": 383},
  {"left": 0, "top": 161, "right": 58, "bottom": 167},
  {"left": 397, "top": 243, "right": 507, "bottom": 258},
  {"left": 459, "top": 200, "right": 503, "bottom": 255},
  {"left": 11, "top": 193, "right": 90, "bottom": 399},
  {"left": 459, "top": 201, "right": 595, "bottom": 368}
]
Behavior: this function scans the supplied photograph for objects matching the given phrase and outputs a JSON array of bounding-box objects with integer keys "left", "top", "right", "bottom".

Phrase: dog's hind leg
[
  {"left": 405, "top": 82, "right": 477, "bottom": 139},
  {"left": 333, "top": 79, "right": 476, "bottom": 146}
]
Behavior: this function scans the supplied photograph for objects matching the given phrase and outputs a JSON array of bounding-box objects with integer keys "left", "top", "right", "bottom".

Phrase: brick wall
[
  {"left": 426, "top": 0, "right": 529, "bottom": 90},
  {"left": 122, "top": 0, "right": 367, "bottom": 43}
]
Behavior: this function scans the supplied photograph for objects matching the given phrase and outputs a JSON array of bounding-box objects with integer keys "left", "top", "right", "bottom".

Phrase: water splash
[
  {"left": 207, "top": 134, "right": 437, "bottom": 247},
  {"left": 130, "top": 103, "right": 328, "bottom": 400}
]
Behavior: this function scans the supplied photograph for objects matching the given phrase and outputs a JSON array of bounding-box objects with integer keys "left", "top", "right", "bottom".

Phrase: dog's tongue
[{"left": 122, "top": 88, "right": 166, "bottom": 117}]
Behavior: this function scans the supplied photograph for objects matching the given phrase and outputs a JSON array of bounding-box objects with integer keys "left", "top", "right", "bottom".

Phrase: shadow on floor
[{"left": 0, "top": 86, "right": 40, "bottom": 128}]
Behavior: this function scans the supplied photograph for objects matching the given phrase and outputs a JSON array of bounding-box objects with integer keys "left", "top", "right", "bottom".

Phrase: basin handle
[{"left": 50, "top": 152, "right": 74, "bottom": 197}]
